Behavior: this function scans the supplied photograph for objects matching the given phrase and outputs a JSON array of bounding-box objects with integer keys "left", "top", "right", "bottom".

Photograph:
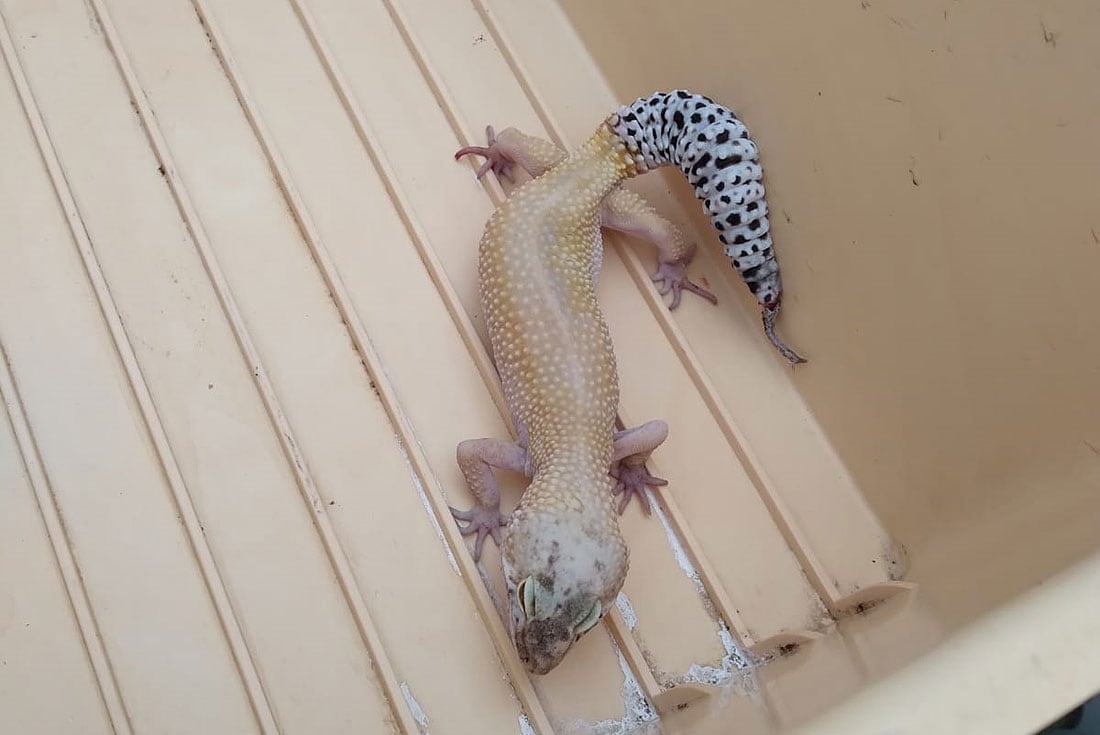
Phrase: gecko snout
[{"left": 512, "top": 576, "right": 604, "bottom": 674}]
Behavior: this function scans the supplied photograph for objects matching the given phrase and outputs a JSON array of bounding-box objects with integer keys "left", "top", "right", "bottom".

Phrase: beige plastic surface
[{"left": 1, "top": 0, "right": 1097, "bottom": 733}]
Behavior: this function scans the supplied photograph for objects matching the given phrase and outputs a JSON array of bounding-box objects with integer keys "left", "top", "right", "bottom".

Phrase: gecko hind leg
[
  {"left": 454, "top": 126, "right": 515, "bottom": 182},
  {"left": 450, "top": 438, "right": 528, "bottom": 560},
  {"left": 610, "top": 420, "right": 669, "bottom": 516},
  {"left": 603, "top": 190, "right": 718, "bottom": 310}
]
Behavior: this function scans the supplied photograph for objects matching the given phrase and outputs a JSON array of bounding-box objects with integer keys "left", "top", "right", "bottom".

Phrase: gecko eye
[
  {"left": 572, "top": 600, "right": 602, "bottom": 636},
  {"left": 516, "top": 577, "right": 537, "bottom": 620}
]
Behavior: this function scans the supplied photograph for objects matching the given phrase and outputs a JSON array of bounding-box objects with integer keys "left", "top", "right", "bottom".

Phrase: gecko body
[
  {"left": 450, "top": 123, "right": 669, "bottom": 675},
  {"left": 450, "top": 90, "right": 802, "bottom": 675}
]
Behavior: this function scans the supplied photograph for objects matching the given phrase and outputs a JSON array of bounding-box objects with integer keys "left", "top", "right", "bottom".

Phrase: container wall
[{"left": 558, "top": 0, "right": 1100, "bottom": 631}]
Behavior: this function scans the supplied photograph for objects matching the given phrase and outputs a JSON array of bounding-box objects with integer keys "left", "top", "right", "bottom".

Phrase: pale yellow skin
[
  {"left": 460, "top": 127, "right": 719, "bottom": 310},
  {"left": 451, "top": 122, "right": 670, "bottom": 674}
]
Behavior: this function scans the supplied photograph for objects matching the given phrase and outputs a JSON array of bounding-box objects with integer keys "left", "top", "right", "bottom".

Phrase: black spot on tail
[{"left": 690, "top": 152, "right": 712, "bottom": 176}]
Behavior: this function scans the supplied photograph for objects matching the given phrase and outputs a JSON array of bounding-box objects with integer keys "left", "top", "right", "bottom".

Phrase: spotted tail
[
  {"left": 608, "top": 90, "right": 806, "bottom": 364},
  {"left": 609, "top": 90, "right": 782, "bottom": 307}
]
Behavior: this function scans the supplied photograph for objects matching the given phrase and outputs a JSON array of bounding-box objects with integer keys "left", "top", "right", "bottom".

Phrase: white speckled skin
[
  {"left": 458, "top": 91, "right": 805, "bottom": 364},
  {"left": 456, "top": 126, "right": 718, "bottom": 310},
  {"left": 453, "top": 122, "right": 662, "bottom": 675},
  {"left": 610, "top": 90, "right": 806, "bottom": 363}
]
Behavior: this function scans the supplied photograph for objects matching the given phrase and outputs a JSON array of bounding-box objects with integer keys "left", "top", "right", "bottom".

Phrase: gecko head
[
  {"left": 507, "top": 573, "right": 604, "bottom": 675},
  {"left": 501, "top": 513, "right": 628, "bottom": 675}
]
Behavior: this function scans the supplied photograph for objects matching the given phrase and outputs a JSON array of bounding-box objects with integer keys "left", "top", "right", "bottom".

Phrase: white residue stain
[
  {"left": 557, "top": 643, "right": 659, "bottom": 735},
  {"left": 400, "top": 681, "right": 430, "bottom": 735},
  {"left": 680, "top": 662, "right": 732, "bottom": 687},
  {"left": 645, "top": 489, "right": 756, "bottom": 690},
  {"left": 518, "top": 713, "right": 537, "bottom": 735},
  {"left": 396, "top": 439, "right": 460, "bottom": 574},
  {"left": 615, "top": 592, "right": 638, "bottom": 630},
  {"left": 646, "top": 488, "right": 705, "bottom": 596},
  {"left": 616, "top": 646, "right": 658, "bottom": 728},
  {"left": 718, "top": 622, "right": 751, "bottom": 671}
]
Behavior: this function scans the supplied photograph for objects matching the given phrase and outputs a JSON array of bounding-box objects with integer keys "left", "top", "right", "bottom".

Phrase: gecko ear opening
[
  {"left": 517, "top": 577, "right": 537, "bottom": 620},
  {"left": 573, "top": 599, "right": 602, "bottom": 636}
]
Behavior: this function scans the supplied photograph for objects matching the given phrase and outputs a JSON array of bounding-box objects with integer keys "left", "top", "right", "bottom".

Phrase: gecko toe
[
  {"left": 474, "top": 526, "right": 489, "bottom": 561},
  {"left": 668, "top": 285, "right": 683, "bottom": 310},
  {"left": 651, "top": 261, "right": 717, "bottom": 310},
  {"left": 682, "top": 278, "right": 719, "bottom": 305},
  {"left": 450, "top": 503, "right": 505, "bottom": 560},
  {"left": 449, "top": 505, "right": 474, "bottom": 524},
  {"left": 610, "top": 462, "right": 664, "bottom": 516},
  {"left": 454, "top": 125, "right": 515, "bottom": 184}
]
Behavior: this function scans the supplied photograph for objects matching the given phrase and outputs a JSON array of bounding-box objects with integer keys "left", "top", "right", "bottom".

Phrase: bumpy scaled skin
[
  {"left": 451, "top": 123, "right": 669, "bottom": 675},
  {"left": 455, "top": 127, "right": 718, "bottom": 310},
  {"left": 610, "top": 90, "right": 807, "bottom": 364}
]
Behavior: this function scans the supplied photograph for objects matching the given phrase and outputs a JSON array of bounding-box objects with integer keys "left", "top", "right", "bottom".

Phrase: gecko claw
[
  {"left": 449, "top": 504, "right": 506, "bottom": 561},
  {"left": 650, "top": 259, "right": 718, "bottom": 310},
  {"left": 454, "top": 125, "right": 515, "bottom": 183},
  {"left": 610, "top": 463, "right": 668, "bottom": 516}
]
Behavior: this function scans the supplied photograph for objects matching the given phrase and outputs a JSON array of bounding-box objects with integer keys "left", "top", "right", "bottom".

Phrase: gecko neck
[{"left": 521, "top": 462, "right": 616, "bottom": 519}]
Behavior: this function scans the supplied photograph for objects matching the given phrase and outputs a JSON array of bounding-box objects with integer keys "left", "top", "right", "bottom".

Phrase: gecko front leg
[
  {"left": 450, "top": 438, "right": 529, "bottom": 560},
  {"left": 455, "top": 127, "right": 717, "bottom": 309},
  {"left": 610, "top": 420, "right": 669, "bottom": 516}
]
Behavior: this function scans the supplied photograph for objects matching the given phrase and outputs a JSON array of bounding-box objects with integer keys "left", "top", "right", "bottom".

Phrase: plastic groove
[
  {"left": 286, "top": 0, "right": 508, "bottom": 422},
  {"left": 0, "top": 11, "right": 280, "bottom": 734},
  {"left": 82, "top": 1, "right": 419, "bottom": 732},
  {"left": 185, "top": 2, "right": 554, "bottom": 733},
  {"left": 0, "top": 345, "right": 133, "bottom": 735}
]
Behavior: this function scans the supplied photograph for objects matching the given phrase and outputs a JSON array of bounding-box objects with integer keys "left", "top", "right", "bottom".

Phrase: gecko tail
[
  {"left": 609, "top": 90, "right": 807, "bottom": 364},
  {"left": 763, "top": 305, "right": 807, "bottom": 365}
]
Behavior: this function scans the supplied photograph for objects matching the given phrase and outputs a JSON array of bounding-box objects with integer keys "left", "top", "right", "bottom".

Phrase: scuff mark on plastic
[
  {"left": 396, "top": 438, "right": 460, "bottom": 574},
  {"left": 400, "top": 681, "right": 430, "bottom": 735}
]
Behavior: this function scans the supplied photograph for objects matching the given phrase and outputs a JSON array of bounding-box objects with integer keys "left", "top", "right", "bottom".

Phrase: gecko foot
[
  {"left": 610, "top": 461, "right": 668, "bottom": 516},
  {"left": 651, "top": 258, "right": 719, "bottom": 310},
  {"left": 449, "top": 504, "right": 506, "bottom": 561},
  {"left": 454, "top": 125, "right": 515, "bottom": 183}
]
